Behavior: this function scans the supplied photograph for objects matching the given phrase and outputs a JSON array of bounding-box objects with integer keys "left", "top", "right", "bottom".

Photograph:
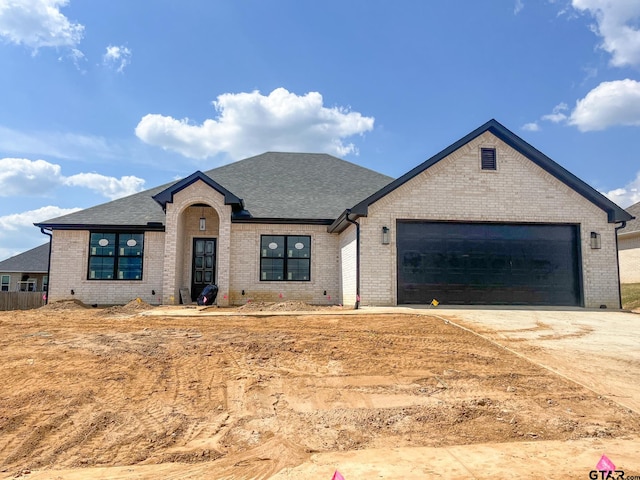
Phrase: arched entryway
[{"left": 181, "top": 203, "right": 220, "bottom": 301}]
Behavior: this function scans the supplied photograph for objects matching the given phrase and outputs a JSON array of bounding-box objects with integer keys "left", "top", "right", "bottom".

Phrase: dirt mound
[
  {"left": 99, "top": 298, "right": 155, "bottom": 316},
  {"left": 237, "top": 300, "right": 341, "bottom": 312},
  {"left": 39, "top": 299, "right": 89, "bottom": 311}
]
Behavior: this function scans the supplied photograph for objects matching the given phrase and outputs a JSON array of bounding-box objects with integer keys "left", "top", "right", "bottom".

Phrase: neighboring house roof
[
  {"left": 329, "top": 119, "right": 633, "bottom": 232},
  {"left": 35, "top": 152, "right": 393, "bottom": 229},
  {"left": 0, "top": 243, "right": 49, "bottom": 273},
  {"left": 619, "top": 201, "right": 640, "bottom": 236}
]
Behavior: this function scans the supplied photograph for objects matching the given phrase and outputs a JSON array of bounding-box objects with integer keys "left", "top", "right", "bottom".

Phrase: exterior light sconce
[
  {"left": 590, "top": 232, "right": 601, "bottom": 249},
  {"left": 199, "top": 205, "right": 206, "bottom": 231},
  {"left": 382, "top": 226, "right": 390, "bottom": 245}
]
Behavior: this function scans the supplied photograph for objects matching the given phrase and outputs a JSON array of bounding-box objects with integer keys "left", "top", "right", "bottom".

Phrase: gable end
[
  {"left": 152, "top": 171, "right": 245, "bottom": 212},
  {"left": 346, "top": 119, "right": 632, "bottom": 224}
]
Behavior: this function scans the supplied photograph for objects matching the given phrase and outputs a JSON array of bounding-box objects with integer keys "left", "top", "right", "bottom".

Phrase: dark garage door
[{"left": 397, "top": 222, "right": 582, "bottom": 306}]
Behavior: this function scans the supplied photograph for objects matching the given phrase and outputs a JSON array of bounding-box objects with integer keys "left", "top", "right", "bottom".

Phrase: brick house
[
  {"left": 618, "top": 201, "right": 640, "bottom": 284},
  {"left": 35, "top": 119, "right": 632, "bottom": 308},
  {"left": 0, "top": 243, "right": 49, "bottom": 293}
]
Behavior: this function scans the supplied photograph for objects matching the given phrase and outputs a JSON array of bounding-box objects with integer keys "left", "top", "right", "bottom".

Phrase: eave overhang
[
  {"left": 33, "top": 222, "right": 166, "bottom": 232},
  {"left": 234, "top": 217, "right": 334, "bottom": 225}
]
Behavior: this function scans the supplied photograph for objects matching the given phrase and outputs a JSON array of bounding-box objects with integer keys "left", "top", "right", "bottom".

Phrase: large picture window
[
  {"left": 88, "top": 232, "right": 144, "bottom": 280},
  {"left": 260, "top": 235, "right": 310, "bottom": 281}
]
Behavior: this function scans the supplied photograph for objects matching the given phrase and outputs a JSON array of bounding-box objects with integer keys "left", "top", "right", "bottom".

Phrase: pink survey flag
[
  {"left": 596, "top": 454, "right": 616, "bottom": 473},
  {"left": 331, "top": 470, "right": 345, "bottom": 480}
]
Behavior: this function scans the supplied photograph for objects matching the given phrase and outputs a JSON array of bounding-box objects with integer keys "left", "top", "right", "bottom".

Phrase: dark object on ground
[{"left": 197, "top": 284, "right": 218, "bottom": 306}]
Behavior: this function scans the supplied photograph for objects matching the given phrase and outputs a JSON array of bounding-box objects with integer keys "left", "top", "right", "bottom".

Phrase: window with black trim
[
  {"left": 260, "top": 235, "right": 310, "bottom": 281},
  {"left": 88, "top": 232, "right": 144, "bottom": 280},
  {"left": 1, "top": 275, "right": 9, "bottom": 291},
  {"left": 481, "top": 147, "right": 497, "bottom": 170}
]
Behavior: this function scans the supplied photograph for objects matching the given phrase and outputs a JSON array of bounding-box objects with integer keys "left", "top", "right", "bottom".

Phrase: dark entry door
[
  {"left": 397, "top": 222, "right": 582, "bottom": 306},
  {"left": 192, "top": 238, "right": 216, "bottom": 301}
]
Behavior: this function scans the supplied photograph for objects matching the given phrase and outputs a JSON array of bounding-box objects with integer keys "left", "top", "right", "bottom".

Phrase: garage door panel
[{"left": 397, "top": 222, "right": 581, "bottom": 306}]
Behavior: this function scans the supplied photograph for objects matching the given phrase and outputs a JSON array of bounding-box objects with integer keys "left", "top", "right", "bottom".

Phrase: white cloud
[
  {"left": 572, "top": 0, "right": 640, "bottom": 67},
  {"left": 522, "top": 122, "right": 540, "bottom": 131},
  {"left": 569, "top": 79, "right": 640, "bottom": 131},
  {"left": 135, "top": 88, "right": 375, "bottom": 161},
  {"left": 0, "top": 158, "right": 145, "bottom": 199},
  {"left": 0, "top": 205, "right": 80, "bottom": 232},
  {"left": 0, "top": 157, "right": 63, "bottom": 195},
  {"left": 602, "top": 171, "right": 640, "bottom": 208},
  {"left": 514, "top": 0, "right": 524, "bottom": 15},
  {"left": 0, "top": 0, "right": 84, "bottom": 50},
  {"left": 64, "top": 172, "right": 145, "bottom": 199},
  {"left": 0, "top": 205, "right": 81, "bottom": 261},
  {"left": 542, "top": 103, "right": 569, "bottom": 123},
  {"left": 102, "top": 44, "right": 132, "bottom": 73}
]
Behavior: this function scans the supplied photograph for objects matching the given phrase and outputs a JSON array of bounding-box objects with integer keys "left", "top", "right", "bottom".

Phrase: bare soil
[{"left": 1, "top": 301, "right": 639, "bottom": 479}]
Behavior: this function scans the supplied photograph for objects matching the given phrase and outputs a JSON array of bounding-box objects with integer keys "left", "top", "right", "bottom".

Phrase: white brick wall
[
  {"left": 619, "top": 233, "right": 640, "bottom": 283},
  {"left": 339, "top": 224, "right": 357, "bottom": 307},
  {"left": 228, "top": 223, "right": 340, "bottom": 305},
  {"left": 356, "top": 132, "right": 621, "bottom": 308},
  {"left": 48, "top": 230, "right": 165, "bottom": 305}
]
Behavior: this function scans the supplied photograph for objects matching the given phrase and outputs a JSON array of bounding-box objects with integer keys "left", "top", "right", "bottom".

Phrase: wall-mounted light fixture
[
  {"left": 382, "top": 226, "right": 390, "bottom": 245},
  {"left": 590, "top": 231, "right": 601, "bottom": 249},
  {"left": 199, "top": 206, "right": 206, "bottom": 231}
]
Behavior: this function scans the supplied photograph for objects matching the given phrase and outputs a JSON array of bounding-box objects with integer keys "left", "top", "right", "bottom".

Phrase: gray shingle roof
[
  {"left": 36, "top": 152, "right": 393, "bottom": 227},
  {"left": 620, "top": 201, "right": 640, "bottom": 235},
  {"left": 0, "top": 243, "right": 49, "bottom": 273},
  {"left": 203, "top": 152, "right": 393, "bottom": 219}
]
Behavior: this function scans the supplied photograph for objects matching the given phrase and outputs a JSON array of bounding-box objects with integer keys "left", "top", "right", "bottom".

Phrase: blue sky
[{"left": 1, "top": 0, "right": 639, "bottom": 260}]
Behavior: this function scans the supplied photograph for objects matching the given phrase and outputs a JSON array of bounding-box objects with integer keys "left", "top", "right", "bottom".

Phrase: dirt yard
[{"left": 0, "top": 301, "right": 639, "bottom": 479}]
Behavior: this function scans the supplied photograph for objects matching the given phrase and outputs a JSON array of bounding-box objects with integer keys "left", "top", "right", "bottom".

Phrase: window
[
  {"left": 18, "top": 279, "right": 36, "bottom": 291},
  {"left": 481, "top": 148, "right": 497, "bottom": 170},
  {"left": 260, "top": 235, "right": 310, "bottom": 281},
  {"left": 1, "top": 275, "right": 9, "bottom": 291},
  {"left": 88, "top": 232, "right": 144, "bottom": 280}
]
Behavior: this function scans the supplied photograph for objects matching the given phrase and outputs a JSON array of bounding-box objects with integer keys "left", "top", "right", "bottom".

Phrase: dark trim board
[{"left": 396, "top": 220, "right": 583, "bottom": 306}]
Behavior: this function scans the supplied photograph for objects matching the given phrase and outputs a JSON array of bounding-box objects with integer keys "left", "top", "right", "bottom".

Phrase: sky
[{"left": 0, "top": 0, "right": 639, "bottom": 261}]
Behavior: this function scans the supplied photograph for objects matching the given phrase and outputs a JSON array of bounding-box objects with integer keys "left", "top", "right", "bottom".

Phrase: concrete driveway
[{"left": 415, "top": 307, "right": 640, "bottom": 415}]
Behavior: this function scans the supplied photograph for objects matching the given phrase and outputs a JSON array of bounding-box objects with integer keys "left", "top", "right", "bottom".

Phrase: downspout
[
  {"left": 615, "top": 221, "right": 627, "bottom": 310},
  {"left": 345, "top": 209, "right": 360, "bottom": 310},
  {"left": 40, "top": 227, "right": 53, "bottom": 305}
]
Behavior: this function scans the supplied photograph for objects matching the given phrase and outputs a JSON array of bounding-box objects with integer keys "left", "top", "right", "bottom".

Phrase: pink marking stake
[{"left": 596, "top": 454, "right": 616, "bottom": 474}]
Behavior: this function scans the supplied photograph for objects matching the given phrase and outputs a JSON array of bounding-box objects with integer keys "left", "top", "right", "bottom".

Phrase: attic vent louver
[{"left": 481, "top": 148, "right": 497, "bottom": 170}]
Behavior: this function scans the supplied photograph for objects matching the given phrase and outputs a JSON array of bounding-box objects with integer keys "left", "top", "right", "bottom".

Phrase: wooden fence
[{"left": 0, "top": 292, "right": 46, "bottom": 311}]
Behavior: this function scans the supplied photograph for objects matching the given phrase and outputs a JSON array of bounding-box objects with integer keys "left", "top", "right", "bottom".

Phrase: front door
[{"left": 192, "top": 238, "right": 216, "bottom": 301}]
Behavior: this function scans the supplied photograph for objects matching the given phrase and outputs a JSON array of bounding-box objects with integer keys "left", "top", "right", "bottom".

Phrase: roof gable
[
  {"left": 152, "top": 170, "right": 244, "bottom": 211},
  {"left": 340, "top": 119, "right": 632, "bottom": 226}
]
